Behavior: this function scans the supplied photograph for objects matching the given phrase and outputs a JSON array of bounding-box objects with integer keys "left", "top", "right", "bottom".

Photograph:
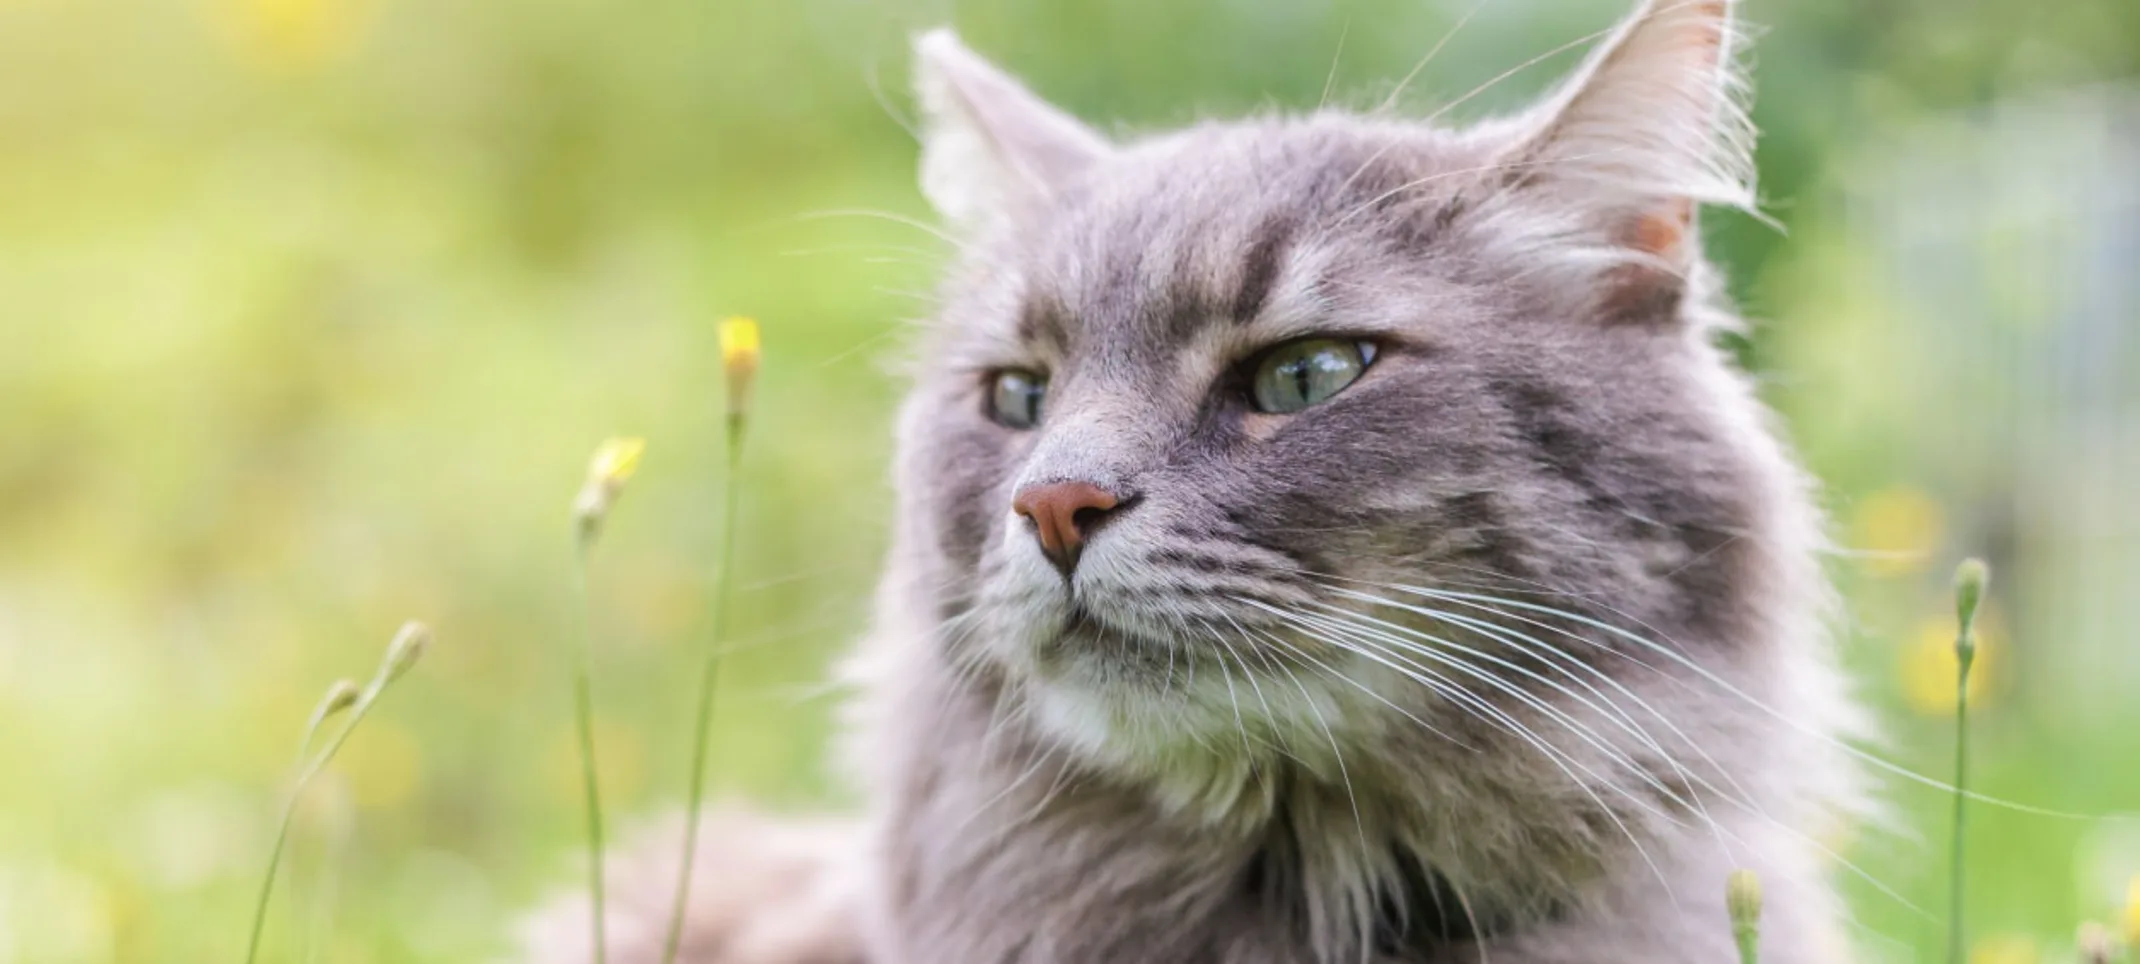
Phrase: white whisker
[
  {"left": 1260, "top": 605, "right": 1678, "bottom": 899},
  {"left": 1379, "top": 583, "right": 2085, "bottom": 818}
]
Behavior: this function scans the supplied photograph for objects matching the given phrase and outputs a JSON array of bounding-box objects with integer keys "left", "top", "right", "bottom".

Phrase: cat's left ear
[
  {"left": 1497, "top": 0, "right": 1754, "bottom": 266},
  {"left": 913, "top": 29, "right": 1113, "bottom": 233}
]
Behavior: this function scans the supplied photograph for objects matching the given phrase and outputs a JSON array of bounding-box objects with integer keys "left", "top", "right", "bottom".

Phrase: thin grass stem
[
  {"left": 571, "top": 539, "right": 609, "bottom": 964},
  {"left": 661, "top": 424, "right": 746, "bottom": 964},
  {"left": 244, "top": 622, "right": 427, "bottom": 964},
  {"left": 1947, "top": 559, "right": 1988, "bottom": 964}
]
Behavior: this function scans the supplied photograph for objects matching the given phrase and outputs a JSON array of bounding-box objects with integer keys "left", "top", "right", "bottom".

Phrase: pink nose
[{"left": 1011, "top": 481, "right": 1122, "bottom": 575}]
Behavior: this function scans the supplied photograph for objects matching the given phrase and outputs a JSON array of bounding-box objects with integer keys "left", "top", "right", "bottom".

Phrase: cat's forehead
[{"left": 966, "top": 118, "right": 1499, "bottom": 362}]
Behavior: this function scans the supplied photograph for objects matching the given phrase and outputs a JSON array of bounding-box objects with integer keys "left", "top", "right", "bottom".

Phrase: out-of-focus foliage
[{"left": 0, "top": 0, "right": 2134, "bottom": 960}]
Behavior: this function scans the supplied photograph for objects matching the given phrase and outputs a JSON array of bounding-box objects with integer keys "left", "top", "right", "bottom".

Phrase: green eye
[
  {"left": 1250, "top": 338, "right": 1376, "bottom": 414},
  {"left": 987, "top": 369, "right": 1047, "bottom": 429}
]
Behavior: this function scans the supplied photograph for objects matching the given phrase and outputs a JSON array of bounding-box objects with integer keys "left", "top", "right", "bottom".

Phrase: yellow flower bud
[
  {"left": 1953, "top": 558, "right": 1989, "bottom": 650},
  {"left": 382, "top": 621, "right": 431, "bottom": 683},
  {"left": 587, "top": 437, "right": 646, "bottom": 489},
  {"left": 2123, "top": 875, "right": 2139, "bottom": 949},
  {"left": 1726, "top": 869, "right": 1762, "bottom": 964},
  {"left": 294, "top": 678, "right": 365, "bottom": 763},
  {"left": 573, "top": 437, "right": 648, "bottom": 544},
  {"left": 317, "top": 678, "right": 361, "bottom": 717},
  {"left": 719, "top": 316, "right": 762, "bottom": 424}
]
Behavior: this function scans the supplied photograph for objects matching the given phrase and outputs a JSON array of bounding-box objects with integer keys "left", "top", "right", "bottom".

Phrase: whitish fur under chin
[{"left": 1017, "top": 659, "right": 1365, "bottom": 820}]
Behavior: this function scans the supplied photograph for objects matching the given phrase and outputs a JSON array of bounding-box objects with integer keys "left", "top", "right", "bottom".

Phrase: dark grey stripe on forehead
[
  {"left": 1015, "top": 288, "right": 1072, "bottom": 348},
  {"left": 1230, "top": 213, "right": 1298, "bottom": 323}
]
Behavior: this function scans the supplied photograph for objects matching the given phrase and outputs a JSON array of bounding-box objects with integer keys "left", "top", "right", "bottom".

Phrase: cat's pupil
[{"left": 1251, "top": 338, "right": 1371, "bottom": 414}]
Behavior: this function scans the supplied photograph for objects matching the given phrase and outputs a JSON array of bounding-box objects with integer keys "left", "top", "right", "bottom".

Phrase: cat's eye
[
  {"left": 1250, "top": 338, "right": 1377, "bottom": 414},
  {"left": 986, "top": 369, "right": 1048, "bottom": 429}
]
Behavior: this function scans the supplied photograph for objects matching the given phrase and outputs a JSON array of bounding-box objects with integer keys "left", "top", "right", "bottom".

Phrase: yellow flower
[
  {"left": 212, "top": 0, "right": 371, "bottom": 70},
  {"left": 2123, "top": 874, "right": 2139, "bottom": 949},
  {"left": 1968, "top": 934, "right": 2039, "bottom": 964},
  {"left": 1898, "top": 610, "right": 1999, "bottom": 716},
  {"left": 573, "top": 437, "right": 647, "bottom": 542},
  {"left": 587, "top": 437, "right": 647, "bottom": 490},
  {"left": 547, "top": 721, "right": 649, "bottom": 804},
  {"left": 719, "top": 316, "right": 761, "bottom": 372},
  {"left": 1850, "top": 485, "right": 1944, "bottom": 577},
  {"left": 719, "top": 316, "right": 762, "bottom": 422}
]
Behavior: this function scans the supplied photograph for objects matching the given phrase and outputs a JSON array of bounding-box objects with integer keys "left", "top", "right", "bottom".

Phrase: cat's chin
[{"left": 1011, "top": 610, "right": 1348, "bottom": 780}]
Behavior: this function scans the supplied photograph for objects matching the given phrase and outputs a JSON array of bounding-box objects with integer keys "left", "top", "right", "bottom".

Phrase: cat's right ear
[{"left": 913, "top": 29, "right": 1111, "bottom": 232}]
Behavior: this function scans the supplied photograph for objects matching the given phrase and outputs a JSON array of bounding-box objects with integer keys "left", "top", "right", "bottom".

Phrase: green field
[{"left": 1, "top": 0, "right": 2136, "bottom": 960}]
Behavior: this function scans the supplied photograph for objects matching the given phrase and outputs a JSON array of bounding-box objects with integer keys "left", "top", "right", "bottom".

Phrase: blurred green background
[{"left": 2, "top": 0, "right": 2136, "bottom": 960}]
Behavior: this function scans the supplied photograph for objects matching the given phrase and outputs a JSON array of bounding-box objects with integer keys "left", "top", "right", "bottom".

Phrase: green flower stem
[
  {"left": 661, "top": 423, "right": 745, "bottom": 964},
  {"left": 245, "top": 665, "right": 398, "bottom": 964},
  {"left": 572, "top": 538, "right": 609, "bottom": 964},
  {"left": 1947, "top": 559, "right": 1987, "bottom": 964}
]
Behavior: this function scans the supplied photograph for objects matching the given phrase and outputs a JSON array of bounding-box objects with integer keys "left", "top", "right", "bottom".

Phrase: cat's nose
[{"left": 1011, "top": 480, "right": 1123, "bottom": 576}]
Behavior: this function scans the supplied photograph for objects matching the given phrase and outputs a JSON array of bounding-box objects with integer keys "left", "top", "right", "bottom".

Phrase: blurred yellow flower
[
  {"left": 1850, "top": 485, "right": 1944, "bottom": 577},
  {"left": 574, "top": 437, "right": 648, "bottom": 542},
  {"left": 719, "top": 316, "right": 762, "bottom": 373},
  {"left": 212, "top": 0, "right": 371, "bottom": 70},
  {"left": 1899, "top": 610, "right": 2000, "bottom": 716},
  {"left": 1969, "top": 934, "right": 2040, "bottom": 964},
  {"left": 547, "top": 722, "right": 648, "bottom": 804},
  {"left": 586, "top": 437, "right": 647, "bottom": 490},
  {"left": 2123, "top": 874, "right": 2139, "bottom": 948},
  {"left": 720, "top": 316, "right": 762, "bottom": 422}
]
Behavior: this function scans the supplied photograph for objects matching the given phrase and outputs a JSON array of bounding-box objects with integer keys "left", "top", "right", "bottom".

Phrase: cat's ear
[
  {"left": 1497, "top": 0, "right": 1754, "bottom": 265},
  {"left": 913, "top": 29, "right": 1111, "bottom": 231}
]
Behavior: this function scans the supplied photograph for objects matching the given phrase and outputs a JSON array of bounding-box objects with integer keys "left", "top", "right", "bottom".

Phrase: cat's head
[{"left": 892, "top": 0, "right": 1811, "bottom": 787}]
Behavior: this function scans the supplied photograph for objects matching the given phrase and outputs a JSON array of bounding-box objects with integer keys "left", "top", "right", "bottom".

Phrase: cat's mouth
[{"left": 1047, "top": 602, "right": 1181, "bottom": 673}]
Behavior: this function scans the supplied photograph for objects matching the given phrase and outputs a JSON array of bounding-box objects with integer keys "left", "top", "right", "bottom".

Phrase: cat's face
[{"left": 895, "top": 4, "right": 1789, "bottom": 777}]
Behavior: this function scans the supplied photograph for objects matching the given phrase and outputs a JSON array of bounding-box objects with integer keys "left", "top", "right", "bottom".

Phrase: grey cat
[{"left": 520, "top": 0, "right": 1867, "bottom": 960}]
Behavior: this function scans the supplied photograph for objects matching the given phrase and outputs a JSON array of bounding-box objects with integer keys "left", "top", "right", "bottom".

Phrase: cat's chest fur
[{"left": 853, "top": 636, "right": 1812, "bottom": 964}]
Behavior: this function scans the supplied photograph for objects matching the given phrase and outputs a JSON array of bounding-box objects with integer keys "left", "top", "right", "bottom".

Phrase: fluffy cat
[{"left": 521, "top": 0, "right": 1866, "bottom": 960}]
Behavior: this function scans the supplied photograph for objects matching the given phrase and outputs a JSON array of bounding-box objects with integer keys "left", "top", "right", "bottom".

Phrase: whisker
[
  {"left": 1209, "top": 636, "right": 1263, "bottom": 769},
  {"left": 1418, "top": 8, "right": 1639, "bottom": 126},
  {"left": 1328, "top": 580, "right": 1753, "bottom": 799},
  {"left": 1220, "top": 613, "right": 1371, "bottom": 856},
  {"left": 1450, "top": 878, "right": 1490, "bottom": 964},
  {"left": 789, "top": 207, "right": 965, "bottom": 249},
  {"left": 1303, "top": 600, "right": 1702, "bottom": 825},
  {"left": 1243, "top": 602, "right": 1675, "bottom": 895},
  {"left": 1375, "top": 0, "right": 1494, "bottom": 114},
  {"left": 983, "top": 736, "right": 1080, "bottom": 850},
  {"left": 1241, "top": 621, "right": 1474, "bottom": 751},
  {"left": 1314, "top": 588, "right": 1735, "bottom": 857},
  {"left": 953, "top": 706, "right": 1053, "bottom": 839},
  {"left": 1264, "top": 606, "right": 1678, "bottom": 899},
  {"left": 1326, "top": 148, "right": 1634, "bottom": 233},
  {"left": 1317, "top": 19, "right": 1351, "bottom": 112},
  {"left": 1374, "top": 583, "right": 2087, "bottom": 818},
  {"left": 1244, "top": 588, "right": 1928, "bottom": 920}
]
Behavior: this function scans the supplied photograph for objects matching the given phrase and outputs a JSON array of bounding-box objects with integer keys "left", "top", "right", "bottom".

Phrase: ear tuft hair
[
  {"left": 1499, "top": 0, "right": 1757, "bottom": 261},
  {"left": 913, "top": 29, "right": 1111, "bottom": 232}
]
